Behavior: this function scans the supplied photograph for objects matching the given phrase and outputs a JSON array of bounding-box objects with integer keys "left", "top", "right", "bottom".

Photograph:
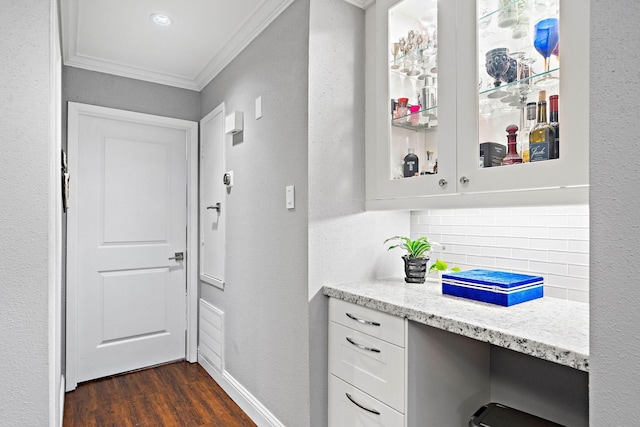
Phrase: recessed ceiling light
[{"left": 150, "top": 13, "right": 173, "bottom": 27}]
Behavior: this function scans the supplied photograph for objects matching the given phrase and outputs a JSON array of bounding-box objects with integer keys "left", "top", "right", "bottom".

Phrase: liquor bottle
[
  {"left": 549, "top": 94, "right": 559, "bottom": 159},
  {"left": 519, "top": 102, "right": 536, "bottom": 162},
  {"left": 529, "top": 90, "right": 555, "bottom": 162},
  {"left": 403, "top": 148, "right": 419, "bottom": 177},
  {"left": 502, "top": 124, "right": 523, "bottom": 165}
]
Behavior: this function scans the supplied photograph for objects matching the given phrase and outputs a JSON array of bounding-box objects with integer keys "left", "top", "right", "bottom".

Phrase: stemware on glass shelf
[
  {"left": 533, "top": 17, "right": 559, "bottom": 86},
  {"left": 485, "top": 47, "right": 511, "bottom": 98},
  {"left": 391, "top": 43, "right": 400, "bottom": 69}
]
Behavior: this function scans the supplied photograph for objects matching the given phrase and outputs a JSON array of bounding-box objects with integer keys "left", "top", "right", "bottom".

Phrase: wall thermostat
[{"left": 223, "top": 171, "right": 234, "bottom": 187}]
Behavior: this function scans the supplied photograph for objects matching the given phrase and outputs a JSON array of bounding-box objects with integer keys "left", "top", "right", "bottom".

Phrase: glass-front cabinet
[{"left": 365, "top": 0, "right": 589, "bottom": 209}]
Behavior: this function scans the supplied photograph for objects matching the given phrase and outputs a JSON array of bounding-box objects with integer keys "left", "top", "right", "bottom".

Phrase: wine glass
[
  {"left": 391, "top": 43, "right": 400, "bottom": 69},
  {"left": 485, "top": 47, "right": 510, "bottom": 98},
  {"left": 533, "top": 17, "right": 559, "bottom": 85}
]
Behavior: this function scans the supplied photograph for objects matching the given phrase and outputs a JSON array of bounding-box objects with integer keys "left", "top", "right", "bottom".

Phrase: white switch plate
[
  {"left": 285, "top": 185, "right": 295, "bottom": 209},
  {"left": 255, "top": 96, "right": 262, "bottom": 120}
]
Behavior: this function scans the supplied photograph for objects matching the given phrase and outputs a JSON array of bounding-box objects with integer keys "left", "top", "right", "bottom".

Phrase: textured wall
[
  {"left": 199, "top": 1, "right": 311, "bottom": 425},
  {"left": 0, "top": 0, "right": 52, "bottom": 425},
  {"left": 411, "top": 205, "right": 589, "bottom": 302},
  {"left": 307, "top": 1, "right": 408, "bottom": 425},
  {"left": 589, "top": 0, "right": 640, "bottom": 424},
  {"left": 62, "top": 66, "right": 201, "bottom": 128}
]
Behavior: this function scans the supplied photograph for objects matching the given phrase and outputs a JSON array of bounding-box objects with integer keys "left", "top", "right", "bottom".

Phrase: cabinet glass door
[
  {"left": 368, "top": 0, "right": 457, "bottom": 201},
  {"left": 456, "top": 0, "right": 588, "bottom": 195},
  {"left": 389, "top": 0, "right": 438, "bottom": 179}
]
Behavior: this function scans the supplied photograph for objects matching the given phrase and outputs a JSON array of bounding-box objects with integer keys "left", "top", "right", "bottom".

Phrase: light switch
[
  {"left": 255, "top": 96, "right": 262, "bottom": 120},
  {"left": 285, "top": 185, "right": 295, "bottom": 209}
]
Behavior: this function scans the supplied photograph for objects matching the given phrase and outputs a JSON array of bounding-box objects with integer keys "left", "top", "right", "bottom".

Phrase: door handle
[
  {"left": 168, "top": 252, "right": 184, "bottom": 261},
  {"left": 206, "top": 202, "right": 221, "bottom": 212}
]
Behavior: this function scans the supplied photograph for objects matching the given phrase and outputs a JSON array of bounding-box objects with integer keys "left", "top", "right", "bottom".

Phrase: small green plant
[
  {"left": 384, "top": 236, "right": 440, "bottom": 259},
  {"left": 428, "top": 259, "right": 461, "bottom": 273}
]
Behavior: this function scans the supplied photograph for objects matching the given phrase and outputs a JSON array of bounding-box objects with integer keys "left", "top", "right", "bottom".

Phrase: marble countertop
[{"left": 323, "top": 278, "right": 589, "bottom": 371}]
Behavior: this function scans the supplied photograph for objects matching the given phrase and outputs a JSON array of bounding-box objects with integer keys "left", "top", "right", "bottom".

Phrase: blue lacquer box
[{"left": 441, "top": 269, "right": 544, "bottom": 307}]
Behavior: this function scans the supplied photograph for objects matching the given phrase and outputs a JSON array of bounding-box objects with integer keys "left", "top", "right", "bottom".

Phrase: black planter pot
[{"left": 402, "top": 255, "right": 428, "bottom": 284}]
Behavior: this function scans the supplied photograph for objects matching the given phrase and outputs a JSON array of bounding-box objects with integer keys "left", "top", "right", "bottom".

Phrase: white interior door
[
  {"left": 200, "top": 103, "right": 226, "bottom": 289},
  {"left": 67, "top": 103, "right": 197, "bottom": 386}
]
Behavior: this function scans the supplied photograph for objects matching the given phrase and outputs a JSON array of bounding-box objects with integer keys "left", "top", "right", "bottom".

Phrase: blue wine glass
[{"left": 533, "top": 18, "right": 559, "bottom": 84}]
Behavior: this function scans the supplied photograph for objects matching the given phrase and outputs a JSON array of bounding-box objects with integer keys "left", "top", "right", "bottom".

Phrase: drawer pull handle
[
  {"left": 345, "top": 393, "right": 381, "bottom": 415},
  {"left": 345, "top": 312, "right": 380, "bottom": 326},
  {"left": 346, "top": 337, "right": 381, "bottom": 353}
]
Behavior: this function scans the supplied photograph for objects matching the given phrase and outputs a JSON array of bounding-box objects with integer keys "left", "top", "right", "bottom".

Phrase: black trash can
[{"left": 469, "top": 403, "right": 564, "bottom": 427}]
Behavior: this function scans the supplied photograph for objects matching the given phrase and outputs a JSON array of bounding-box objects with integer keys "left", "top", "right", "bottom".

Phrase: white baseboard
[
  {"left": 198, "top": 354, "right": 284, "bottom": 427},
  {"left": 59, "top": 375, "right": 65, "bottom": 427}
]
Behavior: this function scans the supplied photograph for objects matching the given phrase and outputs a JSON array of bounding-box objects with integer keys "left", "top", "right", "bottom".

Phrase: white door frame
[{"left": 66, "top": 102, "right": 199, "bottom": 391}]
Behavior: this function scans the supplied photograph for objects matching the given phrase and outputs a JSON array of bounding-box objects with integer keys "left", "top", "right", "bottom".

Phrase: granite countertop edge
[{"left": 323, "top": 282, "right": 589, "bottom": 372}]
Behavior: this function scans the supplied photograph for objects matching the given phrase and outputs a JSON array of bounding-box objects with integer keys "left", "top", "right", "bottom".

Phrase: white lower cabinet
[
  {"left": 329, "top": 298, "right": 407, "bottom": 426},
  {"left": 328, "top": 297, "right": 490, "bottom": 426}
]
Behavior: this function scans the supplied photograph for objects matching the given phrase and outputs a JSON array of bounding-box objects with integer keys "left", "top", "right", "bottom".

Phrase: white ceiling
[{"left": 60, "top": 0, "right": 295, "bottom": 91}]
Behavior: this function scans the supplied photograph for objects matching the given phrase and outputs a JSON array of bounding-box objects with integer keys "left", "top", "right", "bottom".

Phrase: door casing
[{"left": 65, "top": 102, "right": 199, "bottom": 391}]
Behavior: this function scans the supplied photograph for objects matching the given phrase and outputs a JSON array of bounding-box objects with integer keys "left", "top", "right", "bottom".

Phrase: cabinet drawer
[
  {"left": 329, "top": 374, "right": 404, "bottom": 427},
  {"left": 329, "top": 298, "right": 405, "bottom": 347},
  {"left": 329, "top": 321, "right": 405, "bottom": 412}
]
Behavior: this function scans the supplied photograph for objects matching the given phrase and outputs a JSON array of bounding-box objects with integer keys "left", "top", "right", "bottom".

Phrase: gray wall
[
  {"left": 199, "top": 1, "right": 311, "bottom": 425},
  {"left": 590, "top": 0, "right": 640, "bottom": 424},
  {"left": 307, "top": 1, "right": 408, "bottom": 425},
  {"left": 0, "top": 0, "right": 53, "bottom": 425},
  {"left": 62, "top": 66, "right": 201, "bottom": 123}
]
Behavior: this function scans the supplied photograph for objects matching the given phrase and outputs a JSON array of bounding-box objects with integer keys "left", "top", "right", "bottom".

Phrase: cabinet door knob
[
  {"left": 459, "top": 176, "right": 470, "bottom": 185},
  {"left": 438, "top": 179, "right": 447, "bottom": 188}
]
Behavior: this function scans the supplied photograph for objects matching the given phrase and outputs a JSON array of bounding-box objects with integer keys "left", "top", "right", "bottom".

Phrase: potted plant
[{"left": 384, "top": 236, "right": 440, "bottom": 283}]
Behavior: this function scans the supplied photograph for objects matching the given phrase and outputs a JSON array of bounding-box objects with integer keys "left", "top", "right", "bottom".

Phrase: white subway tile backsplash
[
  {"left": 569, "top": 264, "right": 589, "bottom": 279},
  {"left": 495, "top": 257, "right": 530, "bottom": 271},
  {"left": 467, "top": 255, "right": 496, "bottom": 267},
  {"left": 495, "top": 236, "right": 530, "bottom": 248},
  {"left": 568, "top": 289, "right": 589, "bottom": 304},
  {"left": 452, "top": 244, "right": 482, "bottom": 256},
  {"left": 530, "top": 261, "right": 569, "bottom": 276},
  {"left": 496, "top": 215, "right": 530, "bottom": 227},
  {"left": 530, "top": 238, "right": 568, "bottom": 251},
  {"left": 512, "top": 248, "right": 548, "bottom": 262},
  {"left": 529, "top": 215, "right": 569, "bottom": 227},
  {"left": 548, "top": 250, "right": 589, "bottom": 266},
  {"left": 550, "top": 227, "right": 589, "bottom": 241},
  {"left": 568, "top": 215, "right": 589, "bottom": 228},
  {"left": 544, "top": 285, "right": 569, "bottom": 300},
  {"left": 548, "top": 205, "right": 589, "bottom": 215},
  {"left": 481, "top": 246, "right": 512, "bottom": 258},
  {"left": 548, "top": 274, "right": 589, "bottom": 292},
  {"left": 467, "top": 235, "right": 496, "bottom": 246},
  {"left": 569, "top": 240, "right": 589, "bottom": 253},
  {"left": 412, "top": 204, "right": 589, "bottom": 303}
]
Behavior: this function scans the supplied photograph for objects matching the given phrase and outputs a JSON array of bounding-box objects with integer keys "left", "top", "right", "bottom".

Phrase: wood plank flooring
[{"left": 63, "top": 361, "right": 257, "bottom": 427}]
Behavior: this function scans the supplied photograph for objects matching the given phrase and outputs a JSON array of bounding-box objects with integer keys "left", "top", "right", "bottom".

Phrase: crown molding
[
  {"left": 343, "top": 0, "right": 375, "bottom": 10},
  {"left": 60, "top": 0, "right": 294, "bottom": 91},
  {"left": 195, "top": 0, "right": 296, "bottom": 90}
]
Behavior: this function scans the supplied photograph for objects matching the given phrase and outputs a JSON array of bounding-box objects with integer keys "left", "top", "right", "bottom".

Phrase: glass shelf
[
  {"left": 479, "top": 67, "right": 559, "bottom": 99},
  {"left": 391, "top": 106, "right": 438, "bottom": 132}
]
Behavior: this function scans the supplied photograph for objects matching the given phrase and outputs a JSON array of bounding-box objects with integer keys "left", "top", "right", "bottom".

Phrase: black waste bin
[{"left": 469, "top": 403, "right": 564, "bottom": 427}]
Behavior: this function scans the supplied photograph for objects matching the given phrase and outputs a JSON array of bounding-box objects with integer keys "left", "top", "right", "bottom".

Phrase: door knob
[
  {"left": 168, "top": 252, "right": 184, "bottom": 261},
  {"left": 206, "top": 202, "right": 221, "bottom": 212}
]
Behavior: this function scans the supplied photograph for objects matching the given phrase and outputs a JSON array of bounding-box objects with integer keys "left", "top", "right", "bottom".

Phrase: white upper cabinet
[{"left": 364, "top": 0, "right": 589, "bottom": 210}]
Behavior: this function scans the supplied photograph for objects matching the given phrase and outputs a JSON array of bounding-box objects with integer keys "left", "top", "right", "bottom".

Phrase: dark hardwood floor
[{"left": 63, "top": 361, "right": 257, "bottom": 427}]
